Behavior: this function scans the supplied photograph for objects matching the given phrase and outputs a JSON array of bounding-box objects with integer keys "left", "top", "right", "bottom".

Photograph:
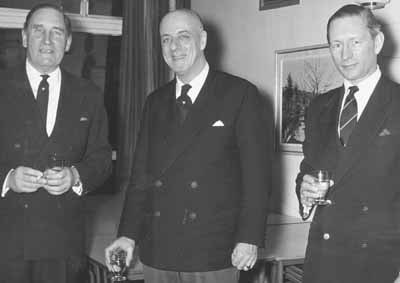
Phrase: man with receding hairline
[
  {"left": 0, "top": 3, "right": 111, "bottom": 282},
  {"left": 106, "top": 8, "right": 271, "bottom": 283}
]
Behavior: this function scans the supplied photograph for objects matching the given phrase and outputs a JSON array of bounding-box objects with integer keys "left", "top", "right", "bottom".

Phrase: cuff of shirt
[
  {"left": 2, "top": 169, "right": 14, "bottom": 198},
  {"left": 71, "top": 166, "right": 83, "bottom": 196}
]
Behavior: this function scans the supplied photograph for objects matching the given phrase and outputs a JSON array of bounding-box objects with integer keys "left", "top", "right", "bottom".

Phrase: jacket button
[
  {"left": 190, "top": 181, "right": 199, "bottom": 189},
  {"left": 323, "top": 233, "right": 330, "bottom": 240},
  {"left": 188, "top": 211, "right": 197, "bottom": 221},
  {"left": 153, "top": 211, "right": 161, "bottom": 217},
  {"left": 154, "top": 180, "right": 163, "bottom": 188}
]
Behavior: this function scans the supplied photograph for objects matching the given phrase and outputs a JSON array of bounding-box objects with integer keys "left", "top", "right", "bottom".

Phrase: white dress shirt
[{"left": 176, "top": 62, "right": 209, "bottom": 103}]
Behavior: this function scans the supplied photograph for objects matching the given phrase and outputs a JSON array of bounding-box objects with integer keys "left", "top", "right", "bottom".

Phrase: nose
[
  {"left": 42, "top": 31, "right": 51, "bottom": 44},
  {"left": 169, "top": 37, "right": 180, "bottom": 51},
  {"left": 341, "top": 42, "right": 353, "bottom": 60}
]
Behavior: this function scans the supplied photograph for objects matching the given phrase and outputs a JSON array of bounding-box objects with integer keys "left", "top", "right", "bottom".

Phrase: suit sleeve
[
  {"left": 73, "top": 88, "right": 112, "bottom": 194},
  {"left": 118, "top": 98, "right": 152, "bottom": 242},
  {"left": 234, "top": 83, "right": 272, "bottom": 247}
]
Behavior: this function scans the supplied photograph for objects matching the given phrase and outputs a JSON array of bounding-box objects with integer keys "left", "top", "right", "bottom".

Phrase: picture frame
[
  {"left": 275, "top": 44, "right": 342, "bottom": 153},
  {"left": 259, "top": 0, "right": 300, "bottom": 10}
]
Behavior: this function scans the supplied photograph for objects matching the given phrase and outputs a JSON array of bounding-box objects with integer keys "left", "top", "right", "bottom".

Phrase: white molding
[{"left": 0, "top": 8, "right": 122, "bottom": 36}]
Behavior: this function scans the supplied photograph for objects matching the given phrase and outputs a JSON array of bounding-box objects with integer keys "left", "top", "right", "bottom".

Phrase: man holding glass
[
  {"left": 0, "top": 3, "right": 112, "bottom": 282},
  {"left": 297, "top": 4, "right": 400, "bottom": 283},
  {"left": 105, "top": 8, "right": 271, "bottom": 283}
]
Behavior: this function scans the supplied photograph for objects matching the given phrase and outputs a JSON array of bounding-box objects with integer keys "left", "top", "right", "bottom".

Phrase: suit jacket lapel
[
  {"left": 158, "top": 71, "right": 221, "bottom": 176},
  {"left": 50, "top": 70, "right": 83, "bottom": 139},
  {"left": 334, "top": 77, "right": 392, "bottom": 185}
]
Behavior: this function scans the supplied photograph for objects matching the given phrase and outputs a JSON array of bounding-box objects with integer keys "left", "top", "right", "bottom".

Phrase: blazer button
[
  {"left": 323, "top": 233, "right": 330, "bottom": 240},
  {"left": 188, "top": 211, "right": 197, "bottom": 221},
  {"left": 190, "top": 181, "right": 199, "bottom": 189},
  {"left": 153, "top": 211, "right": 161, "bottom": 217},
  {"left": 154, "top": 180, "right": 163, "bottom": 188}
]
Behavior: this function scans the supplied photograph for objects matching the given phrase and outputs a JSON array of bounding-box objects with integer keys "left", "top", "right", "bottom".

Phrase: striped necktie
[{"left": 339, "top": 86, "right": 359, "bottom": 146}]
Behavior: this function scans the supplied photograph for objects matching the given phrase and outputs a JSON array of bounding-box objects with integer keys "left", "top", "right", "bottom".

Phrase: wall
[{"left": 191, "top": 0, "right": 400, "bottom": 217}]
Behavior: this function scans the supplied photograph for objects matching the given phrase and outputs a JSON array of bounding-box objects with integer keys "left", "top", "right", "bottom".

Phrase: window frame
[{"left": 0, "top": 7, "right": 122, "bottom": 36}]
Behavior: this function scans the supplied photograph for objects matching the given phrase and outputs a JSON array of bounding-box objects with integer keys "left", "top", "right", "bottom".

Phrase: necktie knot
[
  {"left": 346, "top": 85, "right": 359, "bottom": 101},
  {"left": 41, "top": 74, "right": 49, "bottom": 81}
]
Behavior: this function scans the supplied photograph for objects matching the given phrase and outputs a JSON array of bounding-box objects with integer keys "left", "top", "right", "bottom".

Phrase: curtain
[{"left": 115, "top": 0, "right": 190, "bottom": 192}]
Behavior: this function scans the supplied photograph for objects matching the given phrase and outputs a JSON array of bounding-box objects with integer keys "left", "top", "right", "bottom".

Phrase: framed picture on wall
[
  {"left": 275, "top": 44, "right": 342, "bottom": 153},
  {"left": 259, "top": 0, "right": 300, "bottom": 10}
]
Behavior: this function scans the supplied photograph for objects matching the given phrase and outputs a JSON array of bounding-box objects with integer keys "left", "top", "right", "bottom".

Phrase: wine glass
[
  {"left": 109, "top": 249, "right": 127, "bottom": 282},
  {"left": 310, "top": 170, "right": 331, "bottom": 205}
]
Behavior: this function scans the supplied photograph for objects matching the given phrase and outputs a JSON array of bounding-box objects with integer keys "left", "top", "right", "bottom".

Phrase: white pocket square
[
  {"left": 379, "top": 128, "right": 391, "bottom": 136},
  {"left": 212, "top": 120, "right": 224, "bottom": 127}
]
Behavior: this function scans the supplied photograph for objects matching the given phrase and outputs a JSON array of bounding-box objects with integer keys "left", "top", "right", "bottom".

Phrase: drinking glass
[
  {"left": 310, "top": 170, "right": 331, "bottom": 205},
  {"left": 47, "top": 153, "right": 66, "bottom": 172},
  {"left": 109, "top": 249, "right": 127, "bottom": 282}
]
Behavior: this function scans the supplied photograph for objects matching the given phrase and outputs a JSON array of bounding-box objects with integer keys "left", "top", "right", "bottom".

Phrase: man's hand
[
  {"left": 105, "top": 237, "right": 136, "bottom": 271},
  {"left": 42, "top": 167, "right": 74, "bottom": 195},
  {"left": 8, "top": 166, "right": 45, "bottom": 193},
  {"left": 231, "top": 242, "right": 257, "bottom": 271},
  {"left": 393, "top": 272, "right": 400, "bottom": 283}
]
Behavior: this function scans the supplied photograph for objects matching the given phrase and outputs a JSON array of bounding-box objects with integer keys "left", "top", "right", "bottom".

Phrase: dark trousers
[
  {"left": 0, "top": 257, "right": 88, "bottom": 283},
  {"left": 143, "top": 264, "right": 239, "bottom": 283}
]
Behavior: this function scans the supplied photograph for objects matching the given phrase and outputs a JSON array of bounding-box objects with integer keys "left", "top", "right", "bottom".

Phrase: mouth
[{"left": 39, "top": 48, "right": 54, "bottom": 54}]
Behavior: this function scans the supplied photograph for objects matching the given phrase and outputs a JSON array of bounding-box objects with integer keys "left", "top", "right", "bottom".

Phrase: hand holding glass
[
  {"left": 311, "top": 170, "right": 331, "bottom": 205},
  {"left": 109, "top": 249, "right": 127, "bottom": 282}
]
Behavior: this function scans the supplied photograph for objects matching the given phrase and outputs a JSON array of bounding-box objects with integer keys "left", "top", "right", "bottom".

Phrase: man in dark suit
[
  {"left": 105, "top": 8, "right": 271, "bottom": 283},
  {"left": 0, "top": 3, "right": 112, "bottom": 283},
  {"left": 297, "top": 4, "right": 400, "bottom": 283}
]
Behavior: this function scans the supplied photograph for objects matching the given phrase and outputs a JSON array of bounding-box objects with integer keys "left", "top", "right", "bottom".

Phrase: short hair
[
  {"left": 23, "top": 3, "right": 72, "bottom": 36},
  {"left": 326, "top": 4, "right": 381, "bottom": 43}
]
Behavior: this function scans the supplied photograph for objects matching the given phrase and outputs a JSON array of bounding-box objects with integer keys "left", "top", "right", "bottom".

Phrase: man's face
[
  {"left": 328, "top": 15, "right": 383, "bottom": 85},
  {"left": 160, "top": 12, "right": 206, "bottom": 81},
  {"left": 22, "top": 7, "right": 71, "bottom": 74}
]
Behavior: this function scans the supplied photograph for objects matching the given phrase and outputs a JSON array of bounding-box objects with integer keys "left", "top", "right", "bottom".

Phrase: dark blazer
[
  {"left": 119, "top": 70, "right": 271, "bottom": 272},
  {"left": 0, "top": 66, "right": 112, "bottom": 260},
  {"left": 296, "top": 76, "right": 400, "bottom": 283}
]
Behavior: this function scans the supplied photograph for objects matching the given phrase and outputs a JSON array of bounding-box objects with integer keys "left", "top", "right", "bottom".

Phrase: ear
[
  {"left": 374, "top": 31, "right": 384, "bottom": 55},
  {"left": 21, "top": 29, "right": 27, "bottom": 48},
  {"left": 65, "top": 35, "right": 72, "bottom": 52},
  {"left": 200, "top": 30, "right": 207, "bottom": 51}
]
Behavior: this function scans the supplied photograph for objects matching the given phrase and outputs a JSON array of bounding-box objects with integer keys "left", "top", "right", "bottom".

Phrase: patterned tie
[
  {"left": 339, "top": 86, "right": 359, "bottom": 146},
  {"left": 176, "top": 84, "right": 192, "bottom": 124},
  {"left": 37, "top": 74, "right": 49, "bottom": 124}
]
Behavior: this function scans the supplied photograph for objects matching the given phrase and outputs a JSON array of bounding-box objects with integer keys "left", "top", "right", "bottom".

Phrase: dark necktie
[
  {"left": 37, "top": 74, "right": 49, "bottom": 124},
  {"left": 339, "top": 85, "right": 359, "bottom": 146},
  {"left": 176, "top": 84, "right": 192, "bottom": 124}
]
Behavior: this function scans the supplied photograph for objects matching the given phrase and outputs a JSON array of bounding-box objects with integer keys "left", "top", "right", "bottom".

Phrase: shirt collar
[
  {"left": 176, "top": 62, "right": 209, "bottom": 103},
  {"left": 26, "top": 60, "right": 61, "bottom": 89},
  {"left": 343, "top": 66, "right": 381, "bottom": 98}
]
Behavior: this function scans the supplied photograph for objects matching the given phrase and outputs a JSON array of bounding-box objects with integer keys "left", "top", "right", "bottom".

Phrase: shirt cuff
[
  {"left": 71, "top": 166, "right": 83, "bottom": 196},
  {"left": 2, "top": 169, "right": 14, "bottom": 198}
]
